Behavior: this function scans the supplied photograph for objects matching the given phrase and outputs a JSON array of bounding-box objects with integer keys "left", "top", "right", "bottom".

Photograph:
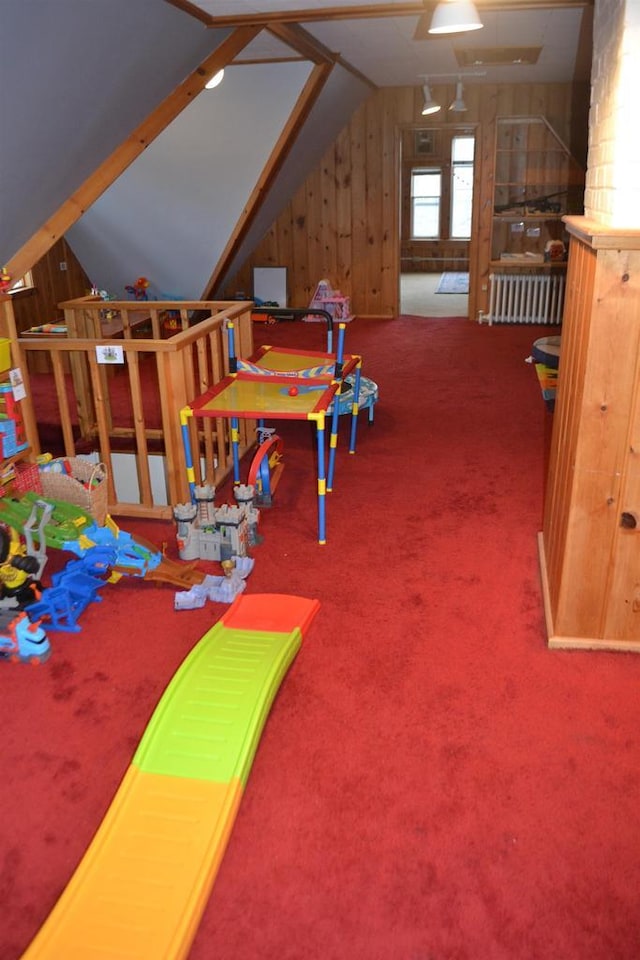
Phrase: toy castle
[{"left": 173, "top": 483, "right": 260, "bottom": 562}]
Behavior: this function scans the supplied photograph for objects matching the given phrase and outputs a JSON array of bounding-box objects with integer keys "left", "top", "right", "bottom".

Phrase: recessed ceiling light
[{"left": 455, "top": 47, "right": 542, "bottom": 67}]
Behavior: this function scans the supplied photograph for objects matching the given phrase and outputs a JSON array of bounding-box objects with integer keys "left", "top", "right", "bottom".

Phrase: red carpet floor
[{"left": 1, "top": 316, "right": 639, "bottom": 959}]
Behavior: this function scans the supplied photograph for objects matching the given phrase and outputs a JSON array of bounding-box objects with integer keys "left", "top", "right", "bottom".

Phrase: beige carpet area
[{"left": 401, "top": 272, "right": 469, "bottom": 317}]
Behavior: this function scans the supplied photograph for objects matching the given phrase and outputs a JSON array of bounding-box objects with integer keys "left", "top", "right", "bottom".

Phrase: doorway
[{"left": 399, "top": 124, "right": 476, "bottom": 317}]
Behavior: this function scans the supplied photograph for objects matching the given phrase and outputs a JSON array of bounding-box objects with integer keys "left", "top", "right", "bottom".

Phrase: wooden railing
[{"left": 0, "top": 294, "right": 255, "bottom": 519}]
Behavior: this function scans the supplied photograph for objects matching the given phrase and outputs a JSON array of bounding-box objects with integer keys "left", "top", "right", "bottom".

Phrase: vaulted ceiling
[
  {"left": 1, "top": 0, "right": 593, "bottom": 300},
  {"left": 182, "top": 1, "right": 594, "bottom": 85}
]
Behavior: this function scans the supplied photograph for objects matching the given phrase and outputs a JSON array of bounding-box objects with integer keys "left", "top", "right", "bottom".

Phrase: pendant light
[{"left": 428, "top": 1, "right": 483, "bottom": 36}]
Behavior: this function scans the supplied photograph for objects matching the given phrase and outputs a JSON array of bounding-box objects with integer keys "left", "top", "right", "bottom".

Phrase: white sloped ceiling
[
  {"left": 214, "top": 62, "right": 371, "bottom": 297},
  {"left": 67, "top": 59, "right": 314, "bottom": 299},
  {"left": 0, "top": 0, "right": 230, "bottom": 265}
]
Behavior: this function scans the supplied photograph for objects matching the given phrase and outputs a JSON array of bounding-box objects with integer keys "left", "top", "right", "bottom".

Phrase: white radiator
[{"left": 482, "top": 273, "right": 565, "bottom": 325}]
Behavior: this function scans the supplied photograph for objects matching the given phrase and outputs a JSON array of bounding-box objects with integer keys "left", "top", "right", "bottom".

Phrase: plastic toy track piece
[
  {"left": 133, "top": 619, "right": 302, "bottom": 784},
  {"left": 22, "top": 594, "right": 319, "bottom": 960},
  {"left": 221, "top": 592, "right": 321, "bottom": 636},
  {"left": 22, "top": 765, "right": 243, "bottom": 960},
  {"left": 143, "top": 556, "right": 206, "bottom": 589},
  {"left": 247, "top": 433, "right": 285, "bottom": 505}
]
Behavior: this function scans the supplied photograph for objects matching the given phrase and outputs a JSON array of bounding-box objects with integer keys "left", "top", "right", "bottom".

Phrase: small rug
[{"left": 435, "top": 272, "right": 469, "bottom": 294}]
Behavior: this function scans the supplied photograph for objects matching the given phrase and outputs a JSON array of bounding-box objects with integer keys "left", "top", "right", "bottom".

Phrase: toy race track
[{"left": 22, "top": 593, "right": 320, "bottom": 960}]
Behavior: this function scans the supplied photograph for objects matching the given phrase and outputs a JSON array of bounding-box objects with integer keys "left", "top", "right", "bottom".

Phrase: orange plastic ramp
[
  {"left": 22, "top": 593, "right": 320, "bottom": 960},
  {"left": 22, "top": 767, "right": 242, "bottom": 960},
  {"left": 221, "top": 592, "right": 321, "bottom": 636}
]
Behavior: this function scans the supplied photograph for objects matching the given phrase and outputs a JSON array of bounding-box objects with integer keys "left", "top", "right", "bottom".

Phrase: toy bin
[{"left": 39, "top": 458, "right": 109, "bottom": 525}]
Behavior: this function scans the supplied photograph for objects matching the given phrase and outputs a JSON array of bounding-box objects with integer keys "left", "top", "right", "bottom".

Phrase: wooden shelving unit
[
  {"left": 538, "top": 217, "right": 640, "bottom": 651},
  {"left": 0, "top": 295, "right": 40, "bottom": 484},
  {"left": 492, "top": 117, "right": 584, "bottom": 266}
]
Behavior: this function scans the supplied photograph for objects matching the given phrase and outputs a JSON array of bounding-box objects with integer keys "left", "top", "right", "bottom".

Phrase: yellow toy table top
[
  {"left": 189, "top": 341, "right": 361, "bottom": 421},
  {"left": 190, "top": 372, "right": 340, "bottom": 420},
  {"left": 249, "top": 344, "right": 358, "bottom": 374}
]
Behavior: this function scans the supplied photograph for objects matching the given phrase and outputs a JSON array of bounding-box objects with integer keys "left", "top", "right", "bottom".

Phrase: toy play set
[
  {"left": 180, "top": 318, "right": 364, "bottom": 543},
  {"left": 5, "top": 305, "right": 379, "bottom": 958}
]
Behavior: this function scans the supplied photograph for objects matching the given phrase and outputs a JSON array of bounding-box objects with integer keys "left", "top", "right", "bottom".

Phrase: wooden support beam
[
  {"left": 267, "top": 21, "right": 336, "bottom": 64},
  {"left": 201, "top": 1, "right": 590, "bottom": 28},
  {"left": 268, "top": 21, "right": 376, "bottom": 89},
  {"left": 4, "top": 26, "right": 261, "bottom": 283},
  {"left": 163, "top": 0, "right": 212, "bottom": 26},
  {"left": 203, "top": 60, "right": 334, "bottom": 298}
]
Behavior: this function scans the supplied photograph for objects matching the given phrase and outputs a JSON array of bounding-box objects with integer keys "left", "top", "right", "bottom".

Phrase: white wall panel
[
  {"left": 67, "top": 61, "right": 313, "bottom": 299},
  {"left": 0, "top": 0, "right": 228, "bottom": 264}
]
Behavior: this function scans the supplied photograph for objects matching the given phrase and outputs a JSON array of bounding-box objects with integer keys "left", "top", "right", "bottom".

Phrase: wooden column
[{"left": 539, "top": 216, "right": 640, "bottom": 651}]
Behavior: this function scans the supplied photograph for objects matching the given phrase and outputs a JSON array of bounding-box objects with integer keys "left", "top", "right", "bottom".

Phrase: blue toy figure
[{"left": 0, "top": 610, "right": 50, "bottom": 663}]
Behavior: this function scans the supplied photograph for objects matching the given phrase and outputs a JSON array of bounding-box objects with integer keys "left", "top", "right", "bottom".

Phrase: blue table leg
[
  {"left": 327, "top": 382, "right": 341, "bottom": 492},
  {"left": 349, "top": 362, "right": 363, "bottom": 454},
  {"left": 231, "top": 416, "right": 241, "bottom": 483},
  {"left": 315, "top": 413, "right": 327, "bottom": 544},
  {"left": 180, "top": 407, "right": 197, "bottom": 502}
]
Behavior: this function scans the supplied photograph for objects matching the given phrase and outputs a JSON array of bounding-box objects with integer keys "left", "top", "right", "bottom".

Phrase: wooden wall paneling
[
  {"left": 276, "top": 216, "right": 294, "bottom": 300},
  {"left": 223, "top": 83, "right": 581, "bottom": 319},
  {"left": 363, "top": 95, "right": 384, "bottom": 313},
  {"left": 291, "top": 173, "right": 313, "bottom": 304},
  {"left": 10, "top": 237, "right": 91, "bottom": 373},
  {"left": 320, "top": 144, "right": 337, "bottom": 285},
  {"left": 469, "top": 86, "right": 497, "bottom": 322},
  {"left": 348, "top": 100, "right": 368, "bottom": 312},
  {"left": 10, "top": 238, "right": 90, "bottom": 333},
  {"left": 380, "top": 90, "right": 399, "bottom": 315},
  {"left": 305, "top": 168, "right": 324, "bottom": 296},
  {"left": 335, "top": 129, "right": 353, "bottom": 299}
]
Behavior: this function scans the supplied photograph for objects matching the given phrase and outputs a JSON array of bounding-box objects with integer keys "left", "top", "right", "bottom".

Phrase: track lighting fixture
[
  {"left": 449, "top": 80, "right": 467, "bottom": 112},
  {"left": 421, "top": 83, "right": 441, "bottom": 115}
]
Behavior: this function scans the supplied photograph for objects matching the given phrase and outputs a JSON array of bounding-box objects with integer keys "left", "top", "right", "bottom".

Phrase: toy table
[{"left": 182, "top": 336, "right": 361, "bottom": 543}]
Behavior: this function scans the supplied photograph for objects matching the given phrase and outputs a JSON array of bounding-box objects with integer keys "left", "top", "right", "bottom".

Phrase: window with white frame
[
  {"left": 450, "top": 136, "right": 475, "bottom": 239},
  {"left": 6, "top": 271, "right": 34, "bottom": 293},
  {"left": 411, "top": 168, "right": 442, "bottom": 239}
]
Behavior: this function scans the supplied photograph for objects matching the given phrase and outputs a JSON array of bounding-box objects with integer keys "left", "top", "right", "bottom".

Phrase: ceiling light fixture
[
  {"left": 428, "top": 1, "right": 484, "bottom": 36},
  {"left": 205, "top": 68, "right": 225, "bottom": 90},
  {"left": 449, "top": 80, "right": 467, "bottom": 112},
  {"left": 421, "top": 83, "right": 441, "bottom": 115}
]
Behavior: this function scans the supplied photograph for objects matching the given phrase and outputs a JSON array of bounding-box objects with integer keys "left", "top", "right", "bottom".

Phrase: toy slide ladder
[{"left": 22, "top": 593, "right": 320, "bottom": 960}]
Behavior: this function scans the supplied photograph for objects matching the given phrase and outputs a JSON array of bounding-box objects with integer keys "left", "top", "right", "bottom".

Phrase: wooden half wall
[{"left": 222, "top": 82, "right": 586, "bottom": 320}]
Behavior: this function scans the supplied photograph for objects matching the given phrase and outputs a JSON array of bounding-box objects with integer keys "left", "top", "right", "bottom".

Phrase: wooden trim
[
  {"left": 233, "top": 55, "right": 307, "bottom": 66},
  {"left": 267, "top": 22, "right": 335, "bottom": 64},
  {"left": 203, "top": 61, "right": 334, "bottom": 298},
  {"left": 6, "top": 298, "right": 255, "bottom": 519},
  {"left": 163, "top": 0, "right": 212, "bottom": 26},
  {"left": 4, "top": 26, "right": 261, "bottom": 282},
  {"left": 563, "top": 215, "right": 640, "bottom": 250},
  {"left": 205, "top": 1, "right": 591, "bottom": 28},
  {"left": 269, "top": 22, "right": 376, "bottom": 88},
  {"left": 207, "top": 4, "right": 430, "bottom": 27}
]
